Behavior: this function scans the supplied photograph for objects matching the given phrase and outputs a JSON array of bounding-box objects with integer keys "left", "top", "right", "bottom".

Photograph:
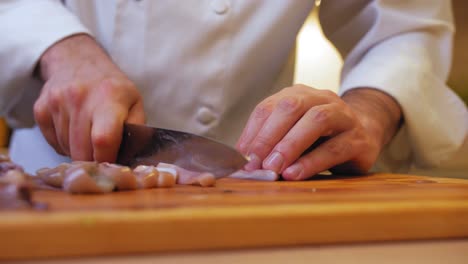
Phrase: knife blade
[{"left": 116, "top": 123, "right": 248, "bottom": 178}]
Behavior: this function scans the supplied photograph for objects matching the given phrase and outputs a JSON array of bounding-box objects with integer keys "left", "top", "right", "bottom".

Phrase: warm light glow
[{"left": 294, "top": 9, "right": 343, "bottom": 92}]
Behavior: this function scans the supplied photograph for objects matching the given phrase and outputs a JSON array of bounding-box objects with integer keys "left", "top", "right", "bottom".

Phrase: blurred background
[
  {"left": 448, "top": 0, "right": 468, "bottom": 103},
  {"left": 294, "top": 8, "right": 341, "bottom": 93},
  {"left": 294, "top": 1, "right": 468, "bottom": 103},
  {"left": 0, "top": 1, "right": 466, "bottom": 151}
]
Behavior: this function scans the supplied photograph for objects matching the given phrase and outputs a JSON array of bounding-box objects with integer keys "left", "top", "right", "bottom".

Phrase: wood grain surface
[{"left": 1, "top": 173, "right": 468, "bottom": 260}]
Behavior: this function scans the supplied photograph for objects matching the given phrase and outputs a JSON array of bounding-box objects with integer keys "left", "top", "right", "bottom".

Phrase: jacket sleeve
[
  {"left": 319, "top": 0, "right": 468, "bottom": 175},
  {"left": 0, "top": 0, "right": 91, "bottom": 127}
]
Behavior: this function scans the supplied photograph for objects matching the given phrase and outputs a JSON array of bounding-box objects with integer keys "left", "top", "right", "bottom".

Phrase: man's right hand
[{"left": 34, "top": 34, "right": 145, "bottom": 162}]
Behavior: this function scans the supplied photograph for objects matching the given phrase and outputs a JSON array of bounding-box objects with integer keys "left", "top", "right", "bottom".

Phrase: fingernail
[
  {"left": 263, "top": 152, "right": 284, "bottom": 172},
  {"left": 283, "top": 163, "right": 303, "bottom": 180},
  {"left": 244, "top": 153, "right": 261, "bottom": 171}
]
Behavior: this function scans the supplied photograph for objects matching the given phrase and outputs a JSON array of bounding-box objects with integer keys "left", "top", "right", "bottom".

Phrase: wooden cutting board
[
  {"left": 1, "top": 173, "right": 468, "bottom": 260},
  {"left": 0, "top": 118, "right": 8, "bottom": 148}
]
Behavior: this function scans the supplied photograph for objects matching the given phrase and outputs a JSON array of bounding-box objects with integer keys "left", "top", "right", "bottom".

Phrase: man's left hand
[{"left": 236, "top": 85, "right": 402, "bottom": 180}]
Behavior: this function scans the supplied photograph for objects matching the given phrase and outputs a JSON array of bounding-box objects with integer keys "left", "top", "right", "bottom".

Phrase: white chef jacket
[{"left": 0, "top": 0, "right": 467, "bottom": 177}]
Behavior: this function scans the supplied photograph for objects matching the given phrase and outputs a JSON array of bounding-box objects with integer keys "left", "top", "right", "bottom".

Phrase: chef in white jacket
[{"left": 0, "top": 0, "right": 467, "bottom": 178}]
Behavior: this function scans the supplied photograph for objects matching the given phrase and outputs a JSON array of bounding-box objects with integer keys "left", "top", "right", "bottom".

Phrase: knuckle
[
  {"left": 277, "top": 96, "right": 303, "bottom": 114},
  {"left": 282, "top": 85, "right": 296, "bottom": 92},
  {"left": 284, "top": 84, "right": 308, "bottom": 94},
  {"left": 33, "top": 100, "right": 47, "bottom": 122},
  {"left": 325, "top": 140, "right": 351, "bottom": 156},
  {"left": 97, "top": 78, "right": 129, "bottom": 96},
  {"left": 98, "top": 77, "right": 138, "bottom": 102},
  {"left": 293, "top": 83, "right": 307, "bottom": 89},
  {"left": 48, "top": 89, "right": 63, "bottom": 111},
  {"left": 309, "top": 106, "right": 332, "bottom": 124},
  {"left": 67, "top": 85, "right": 87, "bottom": 107},
  {"left": 253, "top": 102, "right": 273, "bottom": 120}
]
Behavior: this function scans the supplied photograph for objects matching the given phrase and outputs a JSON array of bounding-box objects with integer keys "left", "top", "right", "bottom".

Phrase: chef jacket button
[
  {"left": 211, "top": 0, "right": 230, "bottom": 15},
  {"left": 196, "top": 107, "right": 217, "bottom": 125}
]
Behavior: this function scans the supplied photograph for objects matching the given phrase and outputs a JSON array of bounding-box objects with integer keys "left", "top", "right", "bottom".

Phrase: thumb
[{"left": 126, "top": 100, "right": 146, "bottom": 124}]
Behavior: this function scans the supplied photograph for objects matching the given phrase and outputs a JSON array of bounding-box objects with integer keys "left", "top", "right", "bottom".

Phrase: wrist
[
  {"left": 38, "top": 34, "right": 101, "bottom": 81},
  {"left": 342, "top": 88, "right": 403, "bottom": 148}
]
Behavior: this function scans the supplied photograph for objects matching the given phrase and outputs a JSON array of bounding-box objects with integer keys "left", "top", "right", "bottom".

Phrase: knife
[{"left": 116, "top": 123, "right": 248, "bottom": 178}]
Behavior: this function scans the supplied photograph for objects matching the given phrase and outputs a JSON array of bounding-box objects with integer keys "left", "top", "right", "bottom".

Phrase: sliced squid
[
  {"left": 37, "top": 162, "right": 142, "bottom": 193},
  {"left": 0, "top": 156, "right": 34, "bottom": 209},
  {"left": 63, "top": 166, "right": 111, "bottom": 194},
  {"left": 98, "top": 162, "right": 138, "bottom": 191},
  {"left": 133, "top": 165, "right": 159, "bottom": 189},
  {"left": 155, "top": 164, "right": 178, "bottom": 188},
  {"left": 35, "top": 160, "right": 220, "bottom": 194},
  {"left": 36, "top": 163, "right": 70, "bottom": 188},
  {"left": 157, "top": 162, "right": 216, "bottom": 187},
  {"left": 229, "top": 169, "right": 279, "bottom": 181}
]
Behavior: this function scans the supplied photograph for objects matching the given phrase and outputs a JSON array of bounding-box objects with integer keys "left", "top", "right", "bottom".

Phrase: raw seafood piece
[
  {"left": 0, "top": 161, "right": 24, "bottom": 176},
  {"left": 0, "top": 180, "right": 32, "bottom": 209},
  {"left": 64, "top": 162, "right": 115, "bottom": 193},
  {"left": 133, "top": 165, "right": 159, "bottom": 188},
  {"left": 157, "top": 162, "right": 216, "bottom": 187},
  {"left": 36, "top": 163, "right": 70, "bottom": 188},
  {"left": 0, "top": 156, "right": 34, "bottom": 209},
  {"left": 155, "top": 164, "right": 177, "bottom": 188},
  {"left": 37, "top": 162, "right": 142, "bottom": 193},
  {"left": 63, "top": 166, "right": 111, "bottom": 194},
  {"left": 98, "top": 162, "right": 138, "bottom": 191},
  {"left": 229, "top": 169, "right": 279, "bottom": 181},
  {"left": 36, "top": 160, "right": 219, "bottom": 193}
]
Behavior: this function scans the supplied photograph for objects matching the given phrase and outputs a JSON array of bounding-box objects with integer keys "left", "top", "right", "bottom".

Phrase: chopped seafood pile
[
  {"left": 1, "top": 153, "right": 279, "bottom": 198},
  {"left": 36, "top": 161, "right": 217, "bottom": 194}
]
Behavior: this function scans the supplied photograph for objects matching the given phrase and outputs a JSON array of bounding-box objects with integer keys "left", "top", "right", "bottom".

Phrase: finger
[
  {"left": 263, "top": 103, "right": 354, "bottom": 173},
  {"left": 239, "top": 88, "right": 336, "bottom": 167},
  {"left": 236, "top": 98, "right": 275, "bottom": 155},
  {"left": 91, "top": 105, "right": 127, "bottom": 163},
  {"left": 246, "top": 96, "right": 306, "bottom": 171},
  {"left": 238, "top": 86, "right": 338, "bottom": 170},
  {"left": 33, "top": 99, "right": 64, "bottom": 156},
  {"left": 282, "top": 132, "right": 358, "bottom": 181},
  {"left": 51, "top": 111, "right": 70, "bottom": 156},
  {"left": 69, "top": 112, "right": 93, "bottom": 161},
  {"left": 126, "top": 100, "right": 146, "bottom": 124}
]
